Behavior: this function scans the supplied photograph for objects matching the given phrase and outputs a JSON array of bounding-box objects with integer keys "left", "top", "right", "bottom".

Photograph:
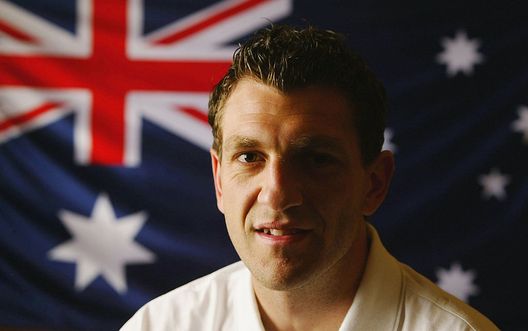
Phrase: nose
[{"left": 257, "top": 158, "right": 303, "bottom": 211}]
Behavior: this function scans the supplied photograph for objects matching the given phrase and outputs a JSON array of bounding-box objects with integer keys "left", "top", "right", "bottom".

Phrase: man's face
[{"left": 211, "top": 78, "right": 390, "bottom": 291}]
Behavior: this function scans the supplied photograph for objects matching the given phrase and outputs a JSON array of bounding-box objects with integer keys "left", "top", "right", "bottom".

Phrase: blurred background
[{"left": 0, "top": 0, "right": 526, "bottom": 330}]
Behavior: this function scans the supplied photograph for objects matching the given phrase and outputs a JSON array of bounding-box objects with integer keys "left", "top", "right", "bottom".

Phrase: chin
[{"left": 251, "top": 260, "right": 316, "bottom": 291}]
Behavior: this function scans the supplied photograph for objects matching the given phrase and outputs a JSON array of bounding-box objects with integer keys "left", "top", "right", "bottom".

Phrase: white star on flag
[
  {"left": 383, "top": 128, "right": 397, "bottom": 153},
  {"left": 48, "top": 193, "right": 155, "bottom": 294},
  {"left": 478, "top": 168, "right": 510, "bottom": 200},
  {"left": 436, "top": 262, "right": 479, "bottom": 302},
  {"left": 437, "top": 30, "right": 484, "bottom": 76},
  {"left": 512, "top": 105, "right": 528, "bottom": 144}
]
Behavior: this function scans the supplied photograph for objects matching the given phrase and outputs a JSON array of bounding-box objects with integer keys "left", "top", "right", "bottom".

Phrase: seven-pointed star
[
  {"left": 48, "top": 193, "right": 155, "bottom": 294},
  {"left": 436, "top": 262, "right": 479, "bottom": 303},
  {"left": 478, "top": 168, "right": 510, "bottom": 200},
  {"left": 437, "top": 30, "right": 484, "bottom": 76},
  {"left": 382, "top": 128, "right": 397, "bottom": 153},
  {"left": 512, "top": 105, "right": 528, "bottom": 144}
]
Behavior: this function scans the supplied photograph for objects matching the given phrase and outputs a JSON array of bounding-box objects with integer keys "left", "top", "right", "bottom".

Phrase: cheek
[
  {"left": 221, "top": 177, "right": 259, "bottom": 227},
  {"left": 321, "top": 191, "right": 365, "bottom": 252},
  {"left": 307, "top": 177, "right": 362, "bottom": 212},
  {"left": 312, "top": 183, "right": 365, "bottom": 236}
]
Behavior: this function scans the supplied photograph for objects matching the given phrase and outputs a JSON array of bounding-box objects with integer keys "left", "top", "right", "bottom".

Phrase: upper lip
[{"left": 254, "top": 221, "right": 310, "bottom": 231}]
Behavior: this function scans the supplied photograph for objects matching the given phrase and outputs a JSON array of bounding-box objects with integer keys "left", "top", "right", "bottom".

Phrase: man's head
[
  {"left": 209, "top": 25, "right": 394, "bottom": 291},
  {"left": 209, "top": 25, "right": 388, "bottom": 165}
]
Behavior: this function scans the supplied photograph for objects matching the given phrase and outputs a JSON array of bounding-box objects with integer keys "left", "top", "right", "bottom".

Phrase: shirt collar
[
  {"left": 234, "top": 265, "right": 267, "bottom": 330},
  {"left": 339, "top": 223, "right": 403, "bottom": 331}
]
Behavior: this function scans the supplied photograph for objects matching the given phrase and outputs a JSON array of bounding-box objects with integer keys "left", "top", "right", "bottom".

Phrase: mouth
[
  {"left": 254, "top": 225, "right": 311, "bottom": 245},
  {"left": 257, "top": 228, "right": 305, "bottom": 236}
]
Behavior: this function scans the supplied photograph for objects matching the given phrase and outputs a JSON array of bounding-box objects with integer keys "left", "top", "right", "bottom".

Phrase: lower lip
[{"left": 255, "top": 231, "right": 310, "bottom": 245}]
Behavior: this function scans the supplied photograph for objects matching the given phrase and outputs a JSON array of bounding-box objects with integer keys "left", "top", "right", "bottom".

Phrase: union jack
[{"left": 0, "top": 0, "right": 292, "bottom": 166}]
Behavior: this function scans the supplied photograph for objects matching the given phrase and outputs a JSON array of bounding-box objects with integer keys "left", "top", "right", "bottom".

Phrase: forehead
[
  {"left": 223, "top": 79, "right": 354, "bottom": 126},
  {"left": 220, "top": 79, "right": 358, "bottom": 151}
]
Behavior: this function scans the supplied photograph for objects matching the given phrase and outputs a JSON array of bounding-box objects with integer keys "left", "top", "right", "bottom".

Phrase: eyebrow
[
  {"left": 224, "top": 135, "right": 345, "bottom": 153},
  {"left": 224, "top": 136, "right": 262, "bottom": 151},
  {"left": 289, "top": 135, "right": 345, "bottom": 152}
]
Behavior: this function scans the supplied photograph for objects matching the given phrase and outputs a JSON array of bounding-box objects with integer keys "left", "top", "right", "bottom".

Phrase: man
[{"left": 122, "top": 25, "right": 498, "bottom": 330}]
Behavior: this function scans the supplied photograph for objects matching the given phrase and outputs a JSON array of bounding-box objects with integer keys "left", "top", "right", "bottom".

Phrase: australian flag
[{"left": 0, "top": 0, "right": 526, "bottom": 330}]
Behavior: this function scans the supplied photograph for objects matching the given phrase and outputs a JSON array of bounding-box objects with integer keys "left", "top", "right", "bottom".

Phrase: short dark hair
[{"left": 208, "top": 25, "right": 387, "bottom": 165}]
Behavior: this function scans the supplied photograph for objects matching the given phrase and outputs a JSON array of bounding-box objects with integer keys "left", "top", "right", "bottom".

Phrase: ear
[
  {"left": 210, "top": 149, "right": 225, "bottom": 214},
  {"left": 362, "top": 150, "right": 395, "bottom": 216}
]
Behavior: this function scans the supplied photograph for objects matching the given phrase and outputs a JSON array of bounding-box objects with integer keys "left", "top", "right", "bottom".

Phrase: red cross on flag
[{"left": 0, "top": 0, "right": 292, "bottom": 166}]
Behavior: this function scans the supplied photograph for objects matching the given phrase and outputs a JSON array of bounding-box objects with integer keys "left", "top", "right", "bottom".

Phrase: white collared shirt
[{"left": 121, "top": 225, "right": 499, "bottom": 331}]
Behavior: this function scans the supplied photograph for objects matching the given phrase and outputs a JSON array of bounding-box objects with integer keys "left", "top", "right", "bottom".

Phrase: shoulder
[
  {"left": 121, "top": 261, "right": 249, "bottom": 330},
  {"left": 399, "top": 263, "right": 499, "bottom": 331}
]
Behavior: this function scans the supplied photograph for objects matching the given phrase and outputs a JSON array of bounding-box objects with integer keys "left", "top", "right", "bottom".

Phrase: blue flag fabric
[{"left": 0, "top": 1, "right": 526, "bottom": 330}]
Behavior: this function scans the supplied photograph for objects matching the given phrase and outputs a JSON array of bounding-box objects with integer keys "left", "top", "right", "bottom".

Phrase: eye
[
  {"left": 309, "top": 153, "right": 339, "bottom": 168},
  {"left": 236, "top": 152, "right": 261, "bottom": 163}
]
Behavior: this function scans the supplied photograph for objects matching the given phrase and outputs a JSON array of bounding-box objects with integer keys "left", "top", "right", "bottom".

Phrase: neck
[{"left": 253, "top": 223, "right": 369, "bottom": 331}]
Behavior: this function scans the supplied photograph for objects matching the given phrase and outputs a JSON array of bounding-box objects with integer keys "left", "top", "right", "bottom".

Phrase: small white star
[
  {"left": 478, "top": 168, "right": 510, "bottom": 200},
  {"left": 382, "top": 128, "right": 397, "bottom": 153},
  {"left": 437, "top": 30, "right": 484, "bottom": 76},
  {"left": 512, "top": 105, "right": 528, "bottom": 144},
  {"left": 436, "top": 262, "right": 479, "bottom": 302},
  {"left": 48, "top": 193, "right": 155, "bottom": 294}
]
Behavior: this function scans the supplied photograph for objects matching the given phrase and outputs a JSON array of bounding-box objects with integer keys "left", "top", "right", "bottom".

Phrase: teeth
[{"left": 261, "top": 229, "right": 297, "bottom": 236}]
